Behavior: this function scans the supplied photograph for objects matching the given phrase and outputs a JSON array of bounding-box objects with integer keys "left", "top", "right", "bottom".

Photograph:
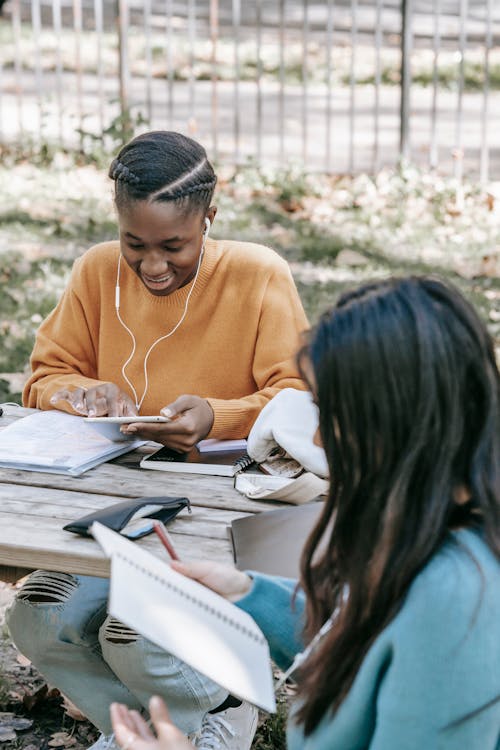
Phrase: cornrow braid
[
  {"left": 108, "top": 159, "right": 140, "bottom": 184},
  {"left": 110, "top": 131, "right": 217, "bottom": 215},
  {"left": 156, "top": 178, "right": 217, "bottom": 201}
]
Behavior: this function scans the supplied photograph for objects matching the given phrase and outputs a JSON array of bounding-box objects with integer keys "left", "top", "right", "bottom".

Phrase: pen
[{"left": 153, "top": 521, "right": 181, "bottom": 561}]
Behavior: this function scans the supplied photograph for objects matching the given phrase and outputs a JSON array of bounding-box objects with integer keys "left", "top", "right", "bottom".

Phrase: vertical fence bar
[
  {"left": 209, "top": 0, "right": 219, "bottom": 158},
  {"left": 73, "top": 0, "right": 83, "bottom": 145},
  {"left": 32, "top": 0, "right": 43, "bottom": 141},
  {"left": 12, "top": 0, "right": 23, "bottom": 136},
  {"left": 429, "top": 0, "right": 440, "bottom": 169},
  {"left": 117, "top": 0, "right": 130, "bottom": 128},
  {"left": 348, "top": 0, "right": 358, "bottom": 173},
  {"left": 232, "top": 0, "right": 241, "bottom": 163},
  {"left": 301, "top": 0, "right": 309, "bottom": 165},
  {"left": 94, "top": 0, "right": 105, "bottom": 136},
  {"left": 187, "top": 0, "right": 196, "bottom": 123},
  {"left": 144, "top": 0, "right": 153, "bottom": 125},
  {"left": 480, "top": 0, "right": 492, "bottom": 184},
  {"left": 278, "top": 0, "right": 285, "bottom": 165},
  {"left": 0, "top": 19, "right": 3, "bottom": 138},
  {"left": 165, "top": 0, "right": 174, "bottom": 128},
  {"left": 454, "top": 0, "right": 468, "bottom": 185},
  {"left": 399, "top": 0, "right": 412, "bottom": 160},
  {"left": 256, "top": 0, "right": 262, "bottom": 163},
  {"left": 325, "top": 0, "right": 334, "bottom": 172},
  {"left": 373, "top": 0, "right": 383, "bottom": 172},
  {"left": 52, "top": 0, "right": 64, "bottom": 144}
]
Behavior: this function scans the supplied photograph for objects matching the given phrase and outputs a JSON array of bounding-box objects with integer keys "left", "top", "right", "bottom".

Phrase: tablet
[
  {"left": 84, "top": 416, "right": 170, "bottom": 442},
  {"left": 85, "top": 416, "right": 170, "bottom": 424}
]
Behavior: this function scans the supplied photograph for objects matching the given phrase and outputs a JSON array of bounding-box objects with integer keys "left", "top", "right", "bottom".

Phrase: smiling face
[{"left": 118, "top": 200, "right": 216, "bottom": 296}]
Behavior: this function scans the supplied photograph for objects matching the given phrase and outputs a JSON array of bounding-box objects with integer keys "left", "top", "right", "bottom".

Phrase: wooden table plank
[
  {"left": 0, "top": 464, "right": 282, "bottom": 514},
  {"left": 0, "top": 485, "right": 252, "bottom": 533},
  {"left": 0, "top": 406, "right": 279, "bottom": 581},
  {"left": 0, "top": 513, "right": 234, "bottom": 577}
]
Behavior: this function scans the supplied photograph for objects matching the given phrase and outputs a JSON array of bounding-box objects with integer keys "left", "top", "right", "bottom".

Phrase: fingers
[
  {"left": 50, "top": 388, "right": 88, "bottom": 414},
  {"left": 111, "top": 700, "right": 192, "bottom": 750},
  {"left": 129, "top": 710, "right": 155, "bottom": 740},
  {"left": 161, "top": 395, "right": 197, "bottom": 420},
  {"left": 169, "top": 561, "right": 252, "bottom": 601},
  {"left": 111, "top": 704, "right": 155, "bottom": 749},
  {"left": 50, "top": 384, "right": 139, "bottom": 418},
  {"left": 149, "top": 696, "right": 193, "bottom": 748},
  {"left": 122, "top": 395, "right": 212, "bottom": 451}
]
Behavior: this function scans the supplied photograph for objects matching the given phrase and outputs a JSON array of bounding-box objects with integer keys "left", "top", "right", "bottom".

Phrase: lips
[{"left": 141, "top": 271, "right": 174, "bottom": 290}]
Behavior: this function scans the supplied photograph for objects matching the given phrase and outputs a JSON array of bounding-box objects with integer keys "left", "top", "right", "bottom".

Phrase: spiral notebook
[
  {"left": 140, "top": 443, "right": 255, "bottom": 477},
  {"left": 92, "top": 522, "right": 276, "bottom": 713}
]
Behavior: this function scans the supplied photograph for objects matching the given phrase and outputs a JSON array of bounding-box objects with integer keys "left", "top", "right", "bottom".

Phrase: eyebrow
[{"left": 124, "top": 231, "right": 183, "bottom": 243}]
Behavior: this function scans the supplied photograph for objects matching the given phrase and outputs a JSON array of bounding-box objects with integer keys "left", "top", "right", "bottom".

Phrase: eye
[{"left": 127, "top": 242, "right": 144, "bottom": 250}]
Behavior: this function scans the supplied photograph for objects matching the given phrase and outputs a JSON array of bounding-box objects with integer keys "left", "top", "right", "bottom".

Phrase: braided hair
[{"left": 109, "top": 131, "right": 217, "bottom": 214}]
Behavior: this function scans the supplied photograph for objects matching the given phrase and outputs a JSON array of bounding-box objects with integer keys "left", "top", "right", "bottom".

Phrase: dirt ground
[{"left": 0, "top": 581, "right": 100, "bottom": 750}]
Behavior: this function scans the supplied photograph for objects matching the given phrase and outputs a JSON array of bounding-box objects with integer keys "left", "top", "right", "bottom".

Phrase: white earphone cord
[{"left": 115, "top": 225, "right": 208, "bottom": 411}]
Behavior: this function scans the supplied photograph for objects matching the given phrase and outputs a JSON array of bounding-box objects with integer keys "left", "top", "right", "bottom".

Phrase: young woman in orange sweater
[
  {"left": 23, "top": 130, "right": 307, "bottom": 451},
  {"left": 9, "top": 131, "right": 308, "bottom": 750}
]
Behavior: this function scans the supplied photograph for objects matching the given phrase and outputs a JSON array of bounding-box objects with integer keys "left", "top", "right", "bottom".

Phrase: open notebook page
[{"left": 92, "top": 523, "right": 276, "bottom": 713}]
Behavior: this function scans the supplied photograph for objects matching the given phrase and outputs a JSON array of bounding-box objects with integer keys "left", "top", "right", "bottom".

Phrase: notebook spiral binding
[
  {"left": 233, "top": 452, "right": 256, "bottom": 473},
  {"left": 116, "top": 552, "right": 265, "bottom": 645}
]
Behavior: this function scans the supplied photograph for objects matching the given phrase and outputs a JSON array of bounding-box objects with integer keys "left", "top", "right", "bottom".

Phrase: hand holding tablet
[{"left": 84, "top": 415, "right": 170, "bottom": 441}]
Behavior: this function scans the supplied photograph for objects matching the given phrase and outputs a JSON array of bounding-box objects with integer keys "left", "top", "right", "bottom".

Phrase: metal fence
[{"left": 1, "top": 0, "right": 499, "bottom": 179}]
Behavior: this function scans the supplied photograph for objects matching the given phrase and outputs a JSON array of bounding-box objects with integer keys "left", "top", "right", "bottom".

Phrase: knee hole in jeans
[
  {"left": 103, "top": 617, "right": 138, "bottom": 644},
  {"left": 16, "top": 571, "right": 79, "bottom": 604}
]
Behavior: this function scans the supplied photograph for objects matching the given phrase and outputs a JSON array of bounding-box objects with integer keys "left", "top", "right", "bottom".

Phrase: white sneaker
[
  {"left": 195, "top": 702, "right": 258, "bottom": 750},
  {"left": 87, "top": 734, "right": 119, "bottom": 750}
]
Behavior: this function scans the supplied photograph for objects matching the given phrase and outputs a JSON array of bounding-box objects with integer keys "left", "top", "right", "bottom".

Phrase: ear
[{"left": 206, "top": 206, "right": 217, "bottom": 227}]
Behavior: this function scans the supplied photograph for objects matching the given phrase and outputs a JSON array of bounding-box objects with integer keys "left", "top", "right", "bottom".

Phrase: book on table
[
  {"left": 140, "top": 439, "right": 255, "bottom": 477},
  {"left": 0, "top": 410, "right": 144, "bottom": 476},
  {"left": 92, "top": 522, "right": 276, "bottom": 713}
]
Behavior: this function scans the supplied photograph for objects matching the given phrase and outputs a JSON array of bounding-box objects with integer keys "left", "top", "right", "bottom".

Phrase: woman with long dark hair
[{"left": 111, "top": 276, "right": 500, "bottom": 750}]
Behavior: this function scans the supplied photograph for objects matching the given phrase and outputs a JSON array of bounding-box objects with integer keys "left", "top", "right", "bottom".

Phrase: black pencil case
[{"left": 63, "top": 496, "right": 191, "bottom": 539}]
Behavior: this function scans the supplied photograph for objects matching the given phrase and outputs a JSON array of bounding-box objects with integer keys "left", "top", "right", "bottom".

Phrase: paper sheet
[{"left": 92, "top": 523, "right": 276, "bottom": 713}]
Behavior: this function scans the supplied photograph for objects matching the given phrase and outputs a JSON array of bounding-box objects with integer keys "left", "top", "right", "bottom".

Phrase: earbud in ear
[{"left": 204, "top": 217, "right": 211, "bottom": 237}]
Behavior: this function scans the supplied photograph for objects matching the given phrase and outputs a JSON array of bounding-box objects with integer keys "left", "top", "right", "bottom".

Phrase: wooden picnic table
[{"left": 0, "top": 406, "right": 284, "bottom": 583}]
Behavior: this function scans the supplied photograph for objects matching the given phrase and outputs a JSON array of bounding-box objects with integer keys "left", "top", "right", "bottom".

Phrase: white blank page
[{"left": 92, "top": 523, "right": 276, "bottom": 713}]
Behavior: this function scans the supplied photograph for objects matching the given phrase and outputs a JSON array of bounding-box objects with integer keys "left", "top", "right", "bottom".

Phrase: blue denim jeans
[{"left": 6, "top": 571, "right": 228, "bottom": 735}]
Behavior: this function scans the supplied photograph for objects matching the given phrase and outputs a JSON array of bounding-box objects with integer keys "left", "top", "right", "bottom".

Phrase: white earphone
[{"left": 114, "top": 216, "right": 211, "bottom": 411}]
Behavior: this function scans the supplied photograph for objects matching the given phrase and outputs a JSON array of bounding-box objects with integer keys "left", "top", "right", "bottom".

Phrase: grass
[
  {"left": 0, "top": 154, "right": 499, "bottom": 406},
  {"left": 0, "top": 149, "right": 499, "bottom": 749}
]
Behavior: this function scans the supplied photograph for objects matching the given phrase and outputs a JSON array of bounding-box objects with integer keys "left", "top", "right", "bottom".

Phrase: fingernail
[
  {"left": 88, "top": 409, "right": 96, "bottom": 417},
  {"left": 162, "top": 408, "right": 173, "bottom": 418},
  {"left": 50, "top": 396, "right": 57, "bottom": 404}
]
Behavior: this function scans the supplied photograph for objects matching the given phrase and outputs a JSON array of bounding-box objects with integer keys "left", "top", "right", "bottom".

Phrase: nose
[{"left": 140, "top": 249, "right": 169, "bottom": 277}]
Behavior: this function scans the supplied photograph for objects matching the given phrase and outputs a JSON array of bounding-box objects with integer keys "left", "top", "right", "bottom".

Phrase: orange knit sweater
[{"left": 23, "top": 239, "right": 309, "bottom": 439}]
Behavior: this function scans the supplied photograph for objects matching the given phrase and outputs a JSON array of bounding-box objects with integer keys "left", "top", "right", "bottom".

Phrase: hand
[
  {"left": 111, "top": 696, "right": 192, "bottom": 750},
  {"left": 170, "top": 560, "right": 252, "bottom": 603},
  {"left": 50, "top": 383, "right": 137, "bottom": 417},
  {"left": 120, "top": 395, "right": 214, "bottom": 451}
]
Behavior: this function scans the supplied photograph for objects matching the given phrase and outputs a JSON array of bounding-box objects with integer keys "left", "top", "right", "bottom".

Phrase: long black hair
[
  {"left": 109, "top": 131, "right": 217, "bottom": 214},
  {"left": 296, "top": 276, "right": 500, "bottom": 734}
]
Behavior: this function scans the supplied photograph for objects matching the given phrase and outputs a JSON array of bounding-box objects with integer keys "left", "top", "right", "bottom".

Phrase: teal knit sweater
[{"left": 237, "top": 529, "right": 500, "bottom": 749}]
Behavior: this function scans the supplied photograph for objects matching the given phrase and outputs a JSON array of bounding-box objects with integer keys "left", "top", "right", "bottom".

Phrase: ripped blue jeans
[{"left": 6, "top": 571, "right": 228, "bottom": 735}]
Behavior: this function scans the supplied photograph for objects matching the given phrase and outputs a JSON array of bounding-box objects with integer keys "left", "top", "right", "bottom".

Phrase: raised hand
[
  {"left": 120, "top": 395, "right": 214, "bottom": 451},
  {"left": 50, "top": 383, "right": 138, "bottom": 417},
  {"left": 170, "top": 560, "right": 252, "bottom": 602},
  {"left": 110, "top": 696, "right": 193, "bottom": 750}
]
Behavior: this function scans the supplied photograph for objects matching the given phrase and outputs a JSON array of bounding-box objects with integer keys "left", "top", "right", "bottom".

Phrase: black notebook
[{"left": 140, "top": 445, "right": 255, "bottom": 477}]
